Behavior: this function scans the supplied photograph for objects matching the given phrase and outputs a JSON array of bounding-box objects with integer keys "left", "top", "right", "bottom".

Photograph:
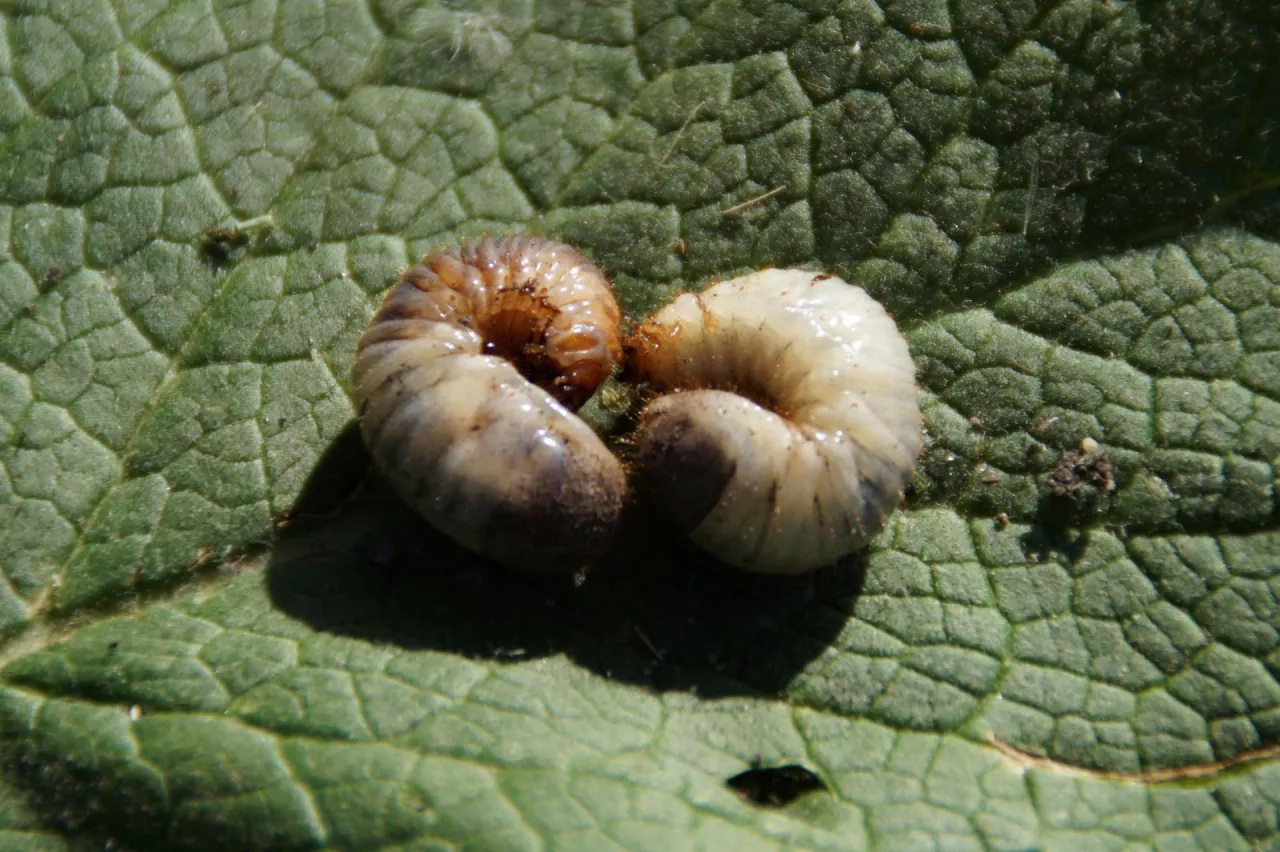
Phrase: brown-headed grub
[{"left": 351, "top": 236, "right": 626, "bottom": 573}]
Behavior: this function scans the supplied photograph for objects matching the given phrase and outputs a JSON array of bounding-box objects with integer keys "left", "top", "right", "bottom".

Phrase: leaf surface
[{"left": 1, "top": 0, "right": 1278, "bottom": 847}]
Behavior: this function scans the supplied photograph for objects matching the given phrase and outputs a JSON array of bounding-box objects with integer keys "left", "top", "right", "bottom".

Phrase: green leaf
[{"left": 1, "top": 0, "right": 1278, "bottom": 847}]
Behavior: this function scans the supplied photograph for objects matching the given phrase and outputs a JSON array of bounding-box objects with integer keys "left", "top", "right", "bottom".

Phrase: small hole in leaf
[{"left": 726, "top": 764, "right": 827, "bottom": 807}]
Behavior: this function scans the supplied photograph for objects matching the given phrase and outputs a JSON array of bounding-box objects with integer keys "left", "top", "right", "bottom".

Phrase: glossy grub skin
[
  {"left": 626, "top": 269, "right": 922, "bottom": 574},
  {"left": 352, "top": 236, "right": 626, "bottom": 573}
]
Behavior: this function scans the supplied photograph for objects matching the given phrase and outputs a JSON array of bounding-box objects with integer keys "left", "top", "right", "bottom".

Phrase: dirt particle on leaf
[
  {"left": 188, "top": 545, "right": 215, "bottom": 572},
  {"left": 200, "top": 225, "right": 250, "bottom": 265},
  {"left": 274, "top": 506, "right": 298, "bottom": 531},
  {"left": 1047, "top": 438, "right": 1115, "bottom": 499},
  {"left": 1033, "top": 415, "right": 1060, "bottom": 437}
]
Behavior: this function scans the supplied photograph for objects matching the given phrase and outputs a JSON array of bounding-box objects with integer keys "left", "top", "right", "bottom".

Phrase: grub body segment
[{"left": 627, "top": 269, "right": 921, "bottom": 573}]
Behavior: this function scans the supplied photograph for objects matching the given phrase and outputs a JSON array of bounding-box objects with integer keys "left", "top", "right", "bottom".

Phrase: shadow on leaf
[{"left": 266, "top": 423, "right": 862, "bottom": 698}]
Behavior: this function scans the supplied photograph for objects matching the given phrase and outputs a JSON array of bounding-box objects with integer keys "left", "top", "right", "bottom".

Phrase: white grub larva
[
  {"left": 624, "top": 269, "right": 922, "bottom": 574},
  {"left": 352, "top": 236, "right": 626, "bottom": 573}
]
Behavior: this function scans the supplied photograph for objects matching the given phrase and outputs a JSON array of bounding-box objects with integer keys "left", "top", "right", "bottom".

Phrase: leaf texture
[{"left": 0, "top": 0, "right": 1278, "bottom": 847}]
